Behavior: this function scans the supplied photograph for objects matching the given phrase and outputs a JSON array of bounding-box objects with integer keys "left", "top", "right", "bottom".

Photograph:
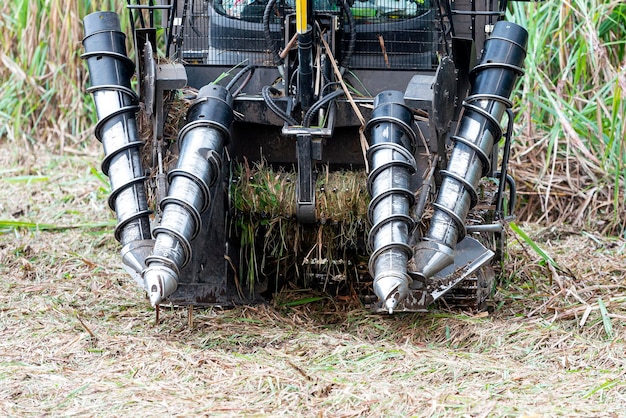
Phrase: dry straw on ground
[
  {"left": 510, "top": 134, "right": 626, "bottom": 236},
  {"left": 1, "top": 142, "right": 625, "bottom": 416}
]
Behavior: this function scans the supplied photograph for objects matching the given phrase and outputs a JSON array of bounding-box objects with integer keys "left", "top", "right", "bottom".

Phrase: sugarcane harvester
[{"left": 83, "top": 0, "right": 529, "bottom": 313}]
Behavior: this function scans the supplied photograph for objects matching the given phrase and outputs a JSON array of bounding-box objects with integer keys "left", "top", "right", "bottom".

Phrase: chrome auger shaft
[
  {"left": 82, "top": 12, "right": 153, "bottom": 286},
  {"left": 366, "top": 91, "right": 418, "bottom": 313},
  {"left": 413, "top": 21, "right": 528, "bottom": 279},
  {"left": 143, "top": 84, "right": 234, "bottom": 306}
]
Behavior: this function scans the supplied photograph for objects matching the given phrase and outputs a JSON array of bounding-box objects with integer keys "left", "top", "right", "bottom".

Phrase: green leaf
[
  {"left": 597, "top": 298, "right": 613, "bottom": 340},
  {"left": 509, "top": 222, "right": 558, "bottom": 268}
]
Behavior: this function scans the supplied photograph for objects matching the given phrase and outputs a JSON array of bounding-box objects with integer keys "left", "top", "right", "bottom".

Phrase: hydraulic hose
[
  {"left": 262, "top": 86, "right": 299, "bottom": 126},
  {"left": 366, "top": 91, "right": 417, "bottom": 313},
  {"left": 413, "top": 21, "right": 528, "bottom": 279},
  {"left": 302, "top": 88, "right": 345, "bottom": 127},
  {"left": 142, "top": 84, "right": 234, "bottom": 306},
  {"left": 82, "top": 11, "right": 153, "bottom": 285},
  {"left": 338, "top": 0, "right": 356, "bottom": 69},
  {"left": 263, "top": 0, "right": 284, "bottom": 65},
  {"left": 226, "top": 64, "right": 256, "bottom": 98}
]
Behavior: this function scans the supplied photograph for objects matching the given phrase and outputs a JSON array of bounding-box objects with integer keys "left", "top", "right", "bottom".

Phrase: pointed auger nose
[
  {"left": 374, "top": 273, "right": 409, "bottom": 314},
  {"left": 143, "top": 266, "right": 178, "bottom": 307}
]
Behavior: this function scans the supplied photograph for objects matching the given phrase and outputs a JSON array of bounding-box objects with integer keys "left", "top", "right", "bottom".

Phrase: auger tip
[
  {"left": 149, "top": 291, "right": 163, "bottom": 308},
  {"left": 385, "top": 297, "right": 397, "bottom": 314},
  {"left": 143, "top": 266, "right": 178, "bottom": 308}
]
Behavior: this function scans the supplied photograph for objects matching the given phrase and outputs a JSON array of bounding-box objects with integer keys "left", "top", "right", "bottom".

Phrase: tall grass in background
[
  {"left": 0, "top": 0, "right": 124, "bottom": 150},
  {"left": 0, "top": 0, "right": 624, "bottom": 234},
  {"left": 509, "top": 0, "right": 625, "bottom": 235}
]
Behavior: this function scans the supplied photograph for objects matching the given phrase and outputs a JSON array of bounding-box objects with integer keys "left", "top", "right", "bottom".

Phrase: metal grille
[
  {"left": 346, "top": 1, "right": 438, "bottom": 69},
  {"left": 178, "top": 0, "right": 440, "bottom": 70}
]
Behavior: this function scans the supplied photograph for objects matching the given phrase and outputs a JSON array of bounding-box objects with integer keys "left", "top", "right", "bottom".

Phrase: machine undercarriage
[{"left": 82, "top": 0, "right": 529, "bottom": 313}]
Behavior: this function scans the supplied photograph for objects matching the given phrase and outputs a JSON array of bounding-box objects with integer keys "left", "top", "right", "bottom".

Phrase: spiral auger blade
[
  {"left": 412, "top": 21, "right": 528, "bottom": 282},
  {"left": 82, "top": 12, "right": 154, "bottom": 287},
  {"left": 143, "top": 84, "right": 234, "bottom": 307},
  {"left": 365, "top": 91, "right": 418, "bottom": 314}
]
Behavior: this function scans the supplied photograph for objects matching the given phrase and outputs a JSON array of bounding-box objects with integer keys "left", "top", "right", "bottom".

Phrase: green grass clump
[{"left": 230, "top": 161, "right": 370, "bottom": 291}]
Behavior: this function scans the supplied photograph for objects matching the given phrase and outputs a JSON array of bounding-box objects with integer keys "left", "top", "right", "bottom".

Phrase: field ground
[{"left": 1, "top": 142, "right": 625, "bottom": 417}]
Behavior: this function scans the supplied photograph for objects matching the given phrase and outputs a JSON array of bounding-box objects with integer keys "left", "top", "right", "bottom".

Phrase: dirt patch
[{"left": 0, "top": 142, "right": 625, "bottom": 416}]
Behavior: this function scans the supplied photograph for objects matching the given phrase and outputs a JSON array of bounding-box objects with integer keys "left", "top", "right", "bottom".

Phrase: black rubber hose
[
  {"left": 302, "top": 89, "right": 345, "bottom": 127},
  {"left": 263, "top": 0, "right": 283, "bottom": 65},
  {"left": 262, "top": 85, "right": 298, "bottom": 126},
  {"left": 339, "top": 0, "right": 356, "bottom": 69},
  {"left": 225, "top": 64, "right": 256, "bottom": 97}
]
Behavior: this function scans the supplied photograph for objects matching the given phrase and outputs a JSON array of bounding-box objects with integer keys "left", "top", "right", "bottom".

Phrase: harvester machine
[{"left": 83, "top": 0, "right": 529, "bottom": 313}]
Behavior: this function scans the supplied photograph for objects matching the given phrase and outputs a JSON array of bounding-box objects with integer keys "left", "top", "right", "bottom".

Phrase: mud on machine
[{"left": 82, "top": 0, "right": 529, "bottom": 313}]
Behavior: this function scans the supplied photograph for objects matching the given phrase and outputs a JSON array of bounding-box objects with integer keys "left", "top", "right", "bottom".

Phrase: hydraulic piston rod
[
  {"left": 366, "top": 91, "right": 417, "bottom": 313},
  {"left": 143, "top": 84, "right": 234, "bottom": 306},
  {"left": 413, "top": 21, "right": 528, "bottom": 279},
  {"left": 82, "top": 11, "right": 153, "bottom": 286}
]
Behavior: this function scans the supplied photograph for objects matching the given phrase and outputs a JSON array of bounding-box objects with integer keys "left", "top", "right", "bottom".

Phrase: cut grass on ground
[{"left": 1, "top": 144, "right": 625, "bottom": 416}]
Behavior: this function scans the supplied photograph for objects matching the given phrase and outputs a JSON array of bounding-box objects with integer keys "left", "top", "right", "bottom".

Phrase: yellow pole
[{"left": 295, "top": 0, "right": 308, "bottom": 34}]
